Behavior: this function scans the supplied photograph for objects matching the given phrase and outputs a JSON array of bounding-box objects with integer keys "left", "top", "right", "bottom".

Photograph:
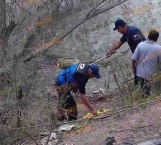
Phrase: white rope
[{"left": 90, "top": 56, "right": 107, "bottom": 65}]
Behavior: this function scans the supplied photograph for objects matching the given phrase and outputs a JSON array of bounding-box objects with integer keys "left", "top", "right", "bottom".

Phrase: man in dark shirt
[
  {"left": 106, "top": 19, "right": 145, "bottom": 55},
  {"left": 106, "top": 19, "right": 145, "bottom": 85},
  {"left": 52, "top": 63, "right": 101, "bottom": 121}
]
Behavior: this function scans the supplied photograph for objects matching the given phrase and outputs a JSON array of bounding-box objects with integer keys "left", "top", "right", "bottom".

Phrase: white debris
[
  {"left": 41, "top": 132, "right": 58, "bottom": 145},
  {"left": 93, "top": 88, "right": 105, "bottom": 98},
  {"left": 58, "top": 124, "right": 75, "bottom": 132}
]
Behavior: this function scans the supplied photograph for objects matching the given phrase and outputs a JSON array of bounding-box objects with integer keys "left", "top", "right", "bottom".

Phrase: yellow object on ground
[
  {"left": 83, "top": 113, "right": 93, "bottom": 119},
  {"left": 96, "top": 110, "right": 104, "bottom": 115},
  {"left": 83, "top": 109, "right": 110, "bottom": 119}
]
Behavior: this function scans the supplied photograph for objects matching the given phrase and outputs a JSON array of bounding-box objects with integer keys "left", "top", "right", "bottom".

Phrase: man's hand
[
  {"left": 106, "top": 50, "right": 115, "bottom": 57},
  {"left": 106, "top": 41, "right": 124, "bottom": 57},
  {"left": 79, "top": 94, "right": 97, "bottom": 115},
  {"left": 106, "top": 50, "right": 112, "bottom": 57}
]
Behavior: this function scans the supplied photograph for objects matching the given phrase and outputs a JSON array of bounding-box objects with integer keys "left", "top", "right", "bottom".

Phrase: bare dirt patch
[{"left": 59, "top": 95, "right": 161, "bottom": 145}]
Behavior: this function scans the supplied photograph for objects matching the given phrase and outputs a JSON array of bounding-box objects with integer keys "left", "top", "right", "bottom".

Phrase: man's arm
[
  {"left": 131, "top": 45, "right": 140, "bottom": 76},
  {"left": 79, "top": 94, "right": 96, "bottom": 114},
  {"left": 74, "top": 74, "right": 96, "bottom": 115},
  {"left": 106, "top": 41, "right": 124, "bottom": 57}
]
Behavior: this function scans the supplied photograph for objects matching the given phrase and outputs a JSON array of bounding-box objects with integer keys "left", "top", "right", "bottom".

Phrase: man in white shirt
[{"left": 132, "top": 30, "right": 161, "bottom": 96}]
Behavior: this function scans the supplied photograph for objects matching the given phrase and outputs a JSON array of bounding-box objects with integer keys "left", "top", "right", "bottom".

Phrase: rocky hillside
[
  {"left": 2, "top": 0, "right": 161, "bottom": 93},
  {"left": 1, "top": 0, "right": 161, "bottom": 144}
]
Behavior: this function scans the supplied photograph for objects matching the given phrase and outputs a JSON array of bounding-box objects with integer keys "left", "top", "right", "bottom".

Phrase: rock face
[{"left": 3, "top": 0, "right": 161, "bottom": 94}]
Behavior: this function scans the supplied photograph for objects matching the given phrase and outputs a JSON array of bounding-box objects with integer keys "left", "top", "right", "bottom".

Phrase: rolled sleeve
[{"left": 120, "top": 34, "right": 127, "bottom": 43}]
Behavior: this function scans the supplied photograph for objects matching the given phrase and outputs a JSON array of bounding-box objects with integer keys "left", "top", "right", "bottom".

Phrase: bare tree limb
[
  {"left": 59, "top": 0, "right": 126, "bottom": 39},
  {"left": 23, "top": 131, "right": 39, "bottom": 145},
  {"left": 15, "top": 2, "right": 36, "bottom": 16},
  {"left": 23, "top": 0, "right": 127, "bottom": 63},
  {"left": 0, "top": 0, "right": 6, "bottom": 35}
]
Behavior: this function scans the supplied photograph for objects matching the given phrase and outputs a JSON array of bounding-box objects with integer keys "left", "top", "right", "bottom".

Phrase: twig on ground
[
  {"left": 23, "top": 131, "right": 39, "bottom": 145},
  {"left": 113, "top": 73, "right": 125, "bottom": 106}
]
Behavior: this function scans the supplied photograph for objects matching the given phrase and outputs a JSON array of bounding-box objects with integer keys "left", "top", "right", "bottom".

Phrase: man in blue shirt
[
  {"left": 106, "top": 19, "right": 146, "bottom": 85},
  {"left": 52, "top": 63, "right": 101, "bottom": 121}
]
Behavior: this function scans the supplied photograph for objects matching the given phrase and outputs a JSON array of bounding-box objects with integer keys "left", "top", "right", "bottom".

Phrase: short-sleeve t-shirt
[
  {"left": 132, "top": 40, "right": 161, "bottom": 79},
  {"left": 73, "top": 74, "right": 88, "bottom": 94},
  {"left": 120, "top": 26, "right": 146, "bottom": 53}
]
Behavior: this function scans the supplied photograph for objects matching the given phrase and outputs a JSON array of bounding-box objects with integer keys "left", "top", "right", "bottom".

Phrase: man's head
[
  {"left": 113, "top": 19, "right": 127, "bottom": 34},
  {"left": 88, "top": 64, "right": 101, "bottom": 79},
  {"left": 148, "top": 30, "right": 159, "bottom": 42}
]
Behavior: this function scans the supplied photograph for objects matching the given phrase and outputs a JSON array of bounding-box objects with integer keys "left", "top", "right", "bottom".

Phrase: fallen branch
[{"left": 23, "top": 131, "right": 39, "bottom": 145}]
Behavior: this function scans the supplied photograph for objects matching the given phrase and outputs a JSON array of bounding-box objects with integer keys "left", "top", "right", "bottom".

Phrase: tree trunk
[
  {"left": 0, "top": 0, "right": 16, "bottom": 64},
  {"left": 0, "top": 0, "right": 6, "bottom": 37},
  {"left": 0, "top": 0, "right": 6, "bottom": 64}
]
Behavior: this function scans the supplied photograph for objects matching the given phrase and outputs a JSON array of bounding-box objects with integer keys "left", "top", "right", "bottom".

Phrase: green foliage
[
  {"left": 0, "top": 90, "right": 10, "bottom": 96},
  {"left": 122, "top": 85, "right": 161, "bottom": 107},
  {"left": 123, "top": 87, "right": 144, "bottom": 106},
  {"left": 0, "top": 84, "right": 20, "bottom": 98}
]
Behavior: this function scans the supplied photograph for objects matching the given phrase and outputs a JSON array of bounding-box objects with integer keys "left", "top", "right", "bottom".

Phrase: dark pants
[
  {"left": 134, "top": 76, "right": 151, "bottom": 96},
  {"left": 58, "top": 91, "right": 78, "bottom": 121}
]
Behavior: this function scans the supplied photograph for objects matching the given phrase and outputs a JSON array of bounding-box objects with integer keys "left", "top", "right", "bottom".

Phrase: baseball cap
[
  {"left": 89, "top": 64, "right": 101, "bottom": 79},
  {"left": 113, "top": 19, "right": 126, "bottom": 31}
]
